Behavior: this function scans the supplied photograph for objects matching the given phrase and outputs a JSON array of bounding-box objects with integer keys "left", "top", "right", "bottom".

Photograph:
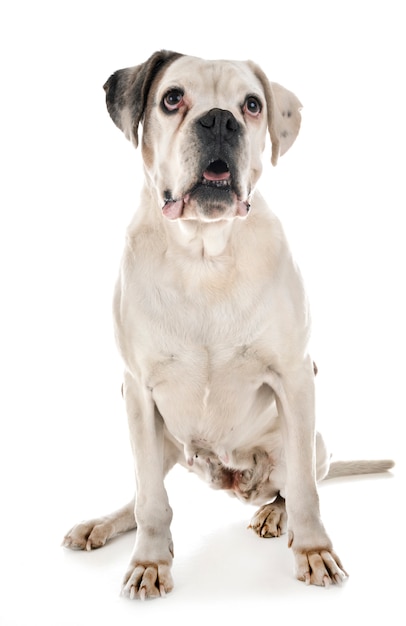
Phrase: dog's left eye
[
  {"left": 162, "top": 89, "right": 184, "bottom": 112},
  {"left": 243, "top": 96, "right": 262, "bottom": 117}
]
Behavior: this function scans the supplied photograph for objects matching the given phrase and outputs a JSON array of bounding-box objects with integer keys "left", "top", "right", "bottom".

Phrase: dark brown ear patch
[
  {"left": 103, "top": 50, "right": 183, "bottom": 145},
  {"left": 103, "top": 67, "right": 133, "bottom": 131}
]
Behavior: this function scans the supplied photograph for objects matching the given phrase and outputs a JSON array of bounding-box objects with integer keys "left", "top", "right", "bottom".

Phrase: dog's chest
[
  {"left": 126, "top": 278, "right": 279, "bottom": 448},
  {"left": 116, "top": 227, "right": 306, "bottom": 451},
  {"left": 149, "top": 340, "right": 276, "bottom": 449}
]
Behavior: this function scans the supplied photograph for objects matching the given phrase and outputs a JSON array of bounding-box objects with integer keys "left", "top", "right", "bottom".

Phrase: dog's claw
[{"left": 334, "top": 570, "right": 347, "bottom": 585}]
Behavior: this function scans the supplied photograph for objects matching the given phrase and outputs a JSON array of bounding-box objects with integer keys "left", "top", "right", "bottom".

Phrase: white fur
[{"left": 63, "top": 53, "right": 393, "bottom": 599}]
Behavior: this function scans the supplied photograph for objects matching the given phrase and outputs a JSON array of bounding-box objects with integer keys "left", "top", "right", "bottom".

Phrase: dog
[{"left": 63, "top": 51, "right": 394, "bottom": 599}]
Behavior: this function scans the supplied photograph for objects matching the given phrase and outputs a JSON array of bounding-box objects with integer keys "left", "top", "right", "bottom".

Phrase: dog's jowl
[{"left": 63, "top": 51, "right": 394, "bottom": 599}]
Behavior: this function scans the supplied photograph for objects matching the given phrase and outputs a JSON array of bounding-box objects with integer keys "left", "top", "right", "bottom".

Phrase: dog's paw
[
  {"left": 293, "top": 547, "right": 348, "bottom": 587},
  {"left": 249, "top": 498, "right": 287, "bottom": 538},
  {"left": 62, "top": 518, "right": 115, "bottom": 551},
  {"left": 122, "top": 561, "right": 173, "bottom": 600}
]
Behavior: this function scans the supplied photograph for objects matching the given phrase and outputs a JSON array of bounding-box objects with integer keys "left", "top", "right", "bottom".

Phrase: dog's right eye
[{"left": 162, "top": 89, "right": 184, "bottom": 113}]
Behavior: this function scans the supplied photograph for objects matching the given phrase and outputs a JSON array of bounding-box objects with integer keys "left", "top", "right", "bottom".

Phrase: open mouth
[
  {"left": 162, "top": 160, "right": 250, "bottom": 220},
  {"left": 201, "top": 159, "right": 231, "bottom": 188}
]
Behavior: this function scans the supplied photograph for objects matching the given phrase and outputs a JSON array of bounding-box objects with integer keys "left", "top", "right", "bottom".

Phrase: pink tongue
[
  {"left": 162, "top": 199, "right": 184, "bottom": 220},
  {"left": 203, "top": 170, "right": 230, "bottom": 181}
]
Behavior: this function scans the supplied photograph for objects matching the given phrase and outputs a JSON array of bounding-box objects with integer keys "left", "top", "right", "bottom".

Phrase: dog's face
[
  {"left": 143, "top": 56, "right": 268, "bottom": 222},
  {"left": 104, "top": 51, "right": 302, "bottom": 223}
]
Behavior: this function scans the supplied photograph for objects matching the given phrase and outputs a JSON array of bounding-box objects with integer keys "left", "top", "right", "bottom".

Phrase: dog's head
[{"left": 104, "top": 51, "right": 301, "bottom": 222}]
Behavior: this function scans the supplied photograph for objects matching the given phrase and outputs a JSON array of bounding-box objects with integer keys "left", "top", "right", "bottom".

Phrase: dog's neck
[
  {"left": 139, "top": 185, "right": 243, "bottom": 258},
  {"left": 164, "top": 218, "right": 237, "bottom": 258}
]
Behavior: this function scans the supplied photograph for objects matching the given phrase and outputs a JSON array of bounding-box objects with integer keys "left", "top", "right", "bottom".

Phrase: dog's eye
[
  {"left": 162, "top": 89, "right": 184, "bottom": 113},
  {"left": 243, "top": 96, "right": 262, "bottom": 117}
]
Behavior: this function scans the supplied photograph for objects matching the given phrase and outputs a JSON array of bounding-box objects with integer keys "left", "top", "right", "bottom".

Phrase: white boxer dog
[{"left": 63, "top": 51, "right": 394, "bottom": 599}]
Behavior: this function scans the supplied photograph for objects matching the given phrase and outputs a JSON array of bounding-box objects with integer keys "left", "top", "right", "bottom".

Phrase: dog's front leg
[
  {"left": 266, "top": 358, "right": 347, "bottom": 586},
  {"left": 122, "top": 371, "right": 174, "bottom": 600}
]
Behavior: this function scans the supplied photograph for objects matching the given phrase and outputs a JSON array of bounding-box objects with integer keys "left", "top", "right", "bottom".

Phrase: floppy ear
[
  {"left": 248, "top": 62, "right": 302, "bottom": 166},
  {"left": 103, "top": 50, "right": 182, "bottom": 147}
]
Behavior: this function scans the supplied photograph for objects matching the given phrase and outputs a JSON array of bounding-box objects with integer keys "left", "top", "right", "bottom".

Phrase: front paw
[
  {"left": 122, "top": 560, "right": 173, "bottom": 600},
  {"left": 293, "top": 546, "right": 348, "bottom": 586}
]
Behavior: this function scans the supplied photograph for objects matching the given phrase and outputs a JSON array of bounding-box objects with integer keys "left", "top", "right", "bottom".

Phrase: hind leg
[
  {"left": 63, "top": 499, "right": 136, "bottom": 550},
  {"left": 249, "top": 430, "right": 329, "bottom": 540},
  {"left": 249, "top": 494, "right": 287, "bottom": 538}
]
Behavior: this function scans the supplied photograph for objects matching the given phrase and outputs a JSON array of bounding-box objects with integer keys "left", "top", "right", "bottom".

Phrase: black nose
[{"left": 198, "top": 108, "right": 239, "bottom": 140}]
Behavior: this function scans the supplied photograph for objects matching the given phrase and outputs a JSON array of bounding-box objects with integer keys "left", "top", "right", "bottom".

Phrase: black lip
[
  {"left": 188, "top": 184, "right": 235, "bottom": 210},
  {"left": 190, "top": 180, "right": 233, "bottom": 196}
]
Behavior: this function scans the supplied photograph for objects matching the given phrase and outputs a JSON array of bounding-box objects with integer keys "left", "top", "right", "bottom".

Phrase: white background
[{"left": 1, "top": 1, "right": 405, "bottom": 624}]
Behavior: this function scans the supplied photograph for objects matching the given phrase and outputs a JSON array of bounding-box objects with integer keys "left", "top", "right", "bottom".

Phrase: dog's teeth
[{"left": 202, "top": 179, "right": 230, "bottom": 187}]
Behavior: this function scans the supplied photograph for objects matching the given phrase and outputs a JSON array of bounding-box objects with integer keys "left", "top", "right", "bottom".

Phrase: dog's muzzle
[
  {"left": 162, "top": 159, "right": 251, "bottom": 220},
  {"left": 162, "top": 109, "right": 251, "bottom": 221}
]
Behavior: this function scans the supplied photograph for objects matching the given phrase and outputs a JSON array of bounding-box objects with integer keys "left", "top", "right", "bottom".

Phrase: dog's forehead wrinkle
[{"left": 161, "top": 58, "right": 264, "bottom": 110}]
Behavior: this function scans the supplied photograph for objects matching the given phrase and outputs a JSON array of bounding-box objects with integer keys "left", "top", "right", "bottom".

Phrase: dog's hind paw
[{"left": 249, "top": 495, "right": 287, "bottom": 538}]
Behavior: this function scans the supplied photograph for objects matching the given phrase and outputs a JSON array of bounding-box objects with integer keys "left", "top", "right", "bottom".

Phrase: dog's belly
[{"left": 148, "top": 343, "right": 279, "bottom": 460}]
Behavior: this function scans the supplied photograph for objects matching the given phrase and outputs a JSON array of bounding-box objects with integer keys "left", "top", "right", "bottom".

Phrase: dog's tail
[{"left": 324, "top": 459, "right": 395, "bottom": 480}]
